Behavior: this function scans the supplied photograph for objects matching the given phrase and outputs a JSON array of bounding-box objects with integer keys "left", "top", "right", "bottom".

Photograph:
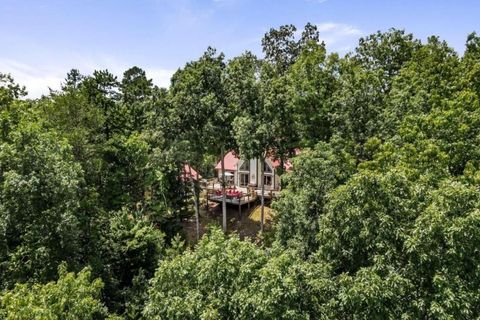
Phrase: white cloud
[
  {"left": 316, "top": 22, "right": 363, "bottom": 53},
  {"left": 0, "top": 59, "right": 64, "bottom": 98},
  {"left": 317, "top": 23, "right": 360, "bottom": 35},
  {"left": 147, "top": 68, "right": 176, "bottom": 88},
  {"left": 0, "top": 56, "right": 175, "bottom": 99}
]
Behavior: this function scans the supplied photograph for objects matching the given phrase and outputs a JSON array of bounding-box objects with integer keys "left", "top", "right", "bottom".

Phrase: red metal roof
[
  {"left": 183, "top": 164, "right": 201, "bottom": 181},
  {"left": 271, "top": 148, "right": 300, "bottom": 171},
  {"left": 215, "top": 151, "right": 239, "bottom": 171},
  {"left": 215, "top": 149, "right": 300, "bottom": 172}
]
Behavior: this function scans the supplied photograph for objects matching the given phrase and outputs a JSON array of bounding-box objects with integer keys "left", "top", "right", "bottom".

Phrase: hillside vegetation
[{"left": 1, "top": 26, "right": 480, "bottom": 319}]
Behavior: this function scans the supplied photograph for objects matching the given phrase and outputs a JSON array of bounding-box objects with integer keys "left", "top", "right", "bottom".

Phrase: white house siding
[
  {"left": 224, "top": 157, "right": 282, "bottom": 190},
  {"left": 250, "top": 159, "right": 257, "bottom": 186}
]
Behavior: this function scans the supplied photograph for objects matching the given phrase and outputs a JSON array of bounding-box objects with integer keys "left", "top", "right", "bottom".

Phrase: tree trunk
[
  {"left": 220, "top": 146, "right": 227, "bottom": 232},
  {"left": 260, "top": 156, "right": 265, "bottom": 233},
  {"left": 188, "top": 165, "right": 200, "bottom": 241}
]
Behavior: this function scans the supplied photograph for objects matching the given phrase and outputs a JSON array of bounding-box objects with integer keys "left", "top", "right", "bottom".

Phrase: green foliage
[
  {"left": 317, "top": 169, "right": 417, "bottom": 273},
  {"left": 0, "top": 73, "right": 26, "bottom": 107},
  {"left": 0, "top": 264, "right": 121, "bottom": 319},
  {"left": 262, "top": 23, "right": 319, "bottom": 74},
  {"left": 288, "top": 41, "right": 338, "bottom": 145},
  {"left": 102, "top": 133, "right": 151, "bottom": 209},
  {"left": 273, "top": 142, "right": 355, "bottom": 256},
  {"left": 121, "top": 66, "right": 153, "bottom": 105},
  {"left": 170, "top": 47, "right": 233, "bottom": 153},
  {"left": 355, "top": 28, "right": 421, "bottom": 89},
  {"left": 3, "top": 25, "right": 480, "bottom": 319},
  {"left": 82, "top": 69, "right": 121, "bottom": 139},
  {"left": 0, "top": 74, "right": 28, "bottom": 141},
  {"left": 144, "top": 228, "right": 326, "bottom": 319},
  {"left": 99, "top": 209, "right": 165, "bottom": 317},
  {"left": 144, "top": 227, "right": 266, "bottom": 319},
  {"left": 405, "top": 180, "right": 480, "bottom": 318},
  {"left": 330, "top": 61, "right": 386, "bottom": 159},
  {"left": 0, "top": 126, "right": 84, "bottom": 286},
  {"left": 120, "top": 66, "right": 155, "bottom": 132}
]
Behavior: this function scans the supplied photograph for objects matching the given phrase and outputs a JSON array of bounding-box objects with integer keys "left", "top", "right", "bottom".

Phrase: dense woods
[{"left": 1, "top": 25, "right": 480, "bottom": 319}]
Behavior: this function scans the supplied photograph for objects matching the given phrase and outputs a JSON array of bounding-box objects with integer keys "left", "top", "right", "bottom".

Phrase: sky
[{"left": 1, "top": 0, "right": 479, "bottom": 98}]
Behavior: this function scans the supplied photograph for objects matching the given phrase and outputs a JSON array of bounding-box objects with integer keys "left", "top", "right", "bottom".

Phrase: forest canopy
[{"left": 1, "top": 25, "right": 480, "bottom": 319}]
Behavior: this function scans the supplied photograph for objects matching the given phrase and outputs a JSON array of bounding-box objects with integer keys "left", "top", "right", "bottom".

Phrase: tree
[
  {"left": 229, "top": 53, "right": 274, "bottom": 232},
  {"left": 354, "top": 28, "right": 421, "bottom": 91},
  {"left": 0, "top": 264, "right": 121, "bottom": 319},
  {"left": 262, "top": 23, "right": 319, "bottom": 74},
  {"left": 0, "top": 73, "right": 27, "bottom": 142},
  {"left": 261, "top": 23, "right": 320, "bottom": 165},
  {"left": 0, "top": 126, "right": 84, "bottom": 287},
  {"left": 170, "top": 48, "right": 235, "bottom": 233},
  {"left": 98, "top": 209, "right": 164, "bottom": 317},
  {"left": 273, "top": 141, "right": 355, "bottom": 256},
  {"left": 38, "top": 70, "right": 104, "bottom": 186},
  {"left": 101, "top": 133, "right": 151, "bottom": 210},
  {"left": 121, "top": 66, "right": 153, "bottom": 104},
  {"left": 0, "top": 73, "right": 26, "bottom": 107},
  {"left": 120, "top": 66, "right": 154, "bottom": 132},
  {"left": 144, "top": 227, "right": 327, "bottom": 319},
  {"left": 317, "top": 169, "right": 417, "bottom": 274},
  {"left": 287, "top": 41, "right": 339, "bottom": 146},
  {"left": 404, "top": 180, "right": 480, "bottom": 318},
  {"left": 330, "top": 58, "right": 388, "bottom": 161},
  {"left": 383, "top": 35, "right": 460, "bottom": 136},
  {"left": 82, "top": 70, "right": 120, "bottom": 140},
  {"left": 330, "top": 29, "right": 422, "bottom": 160}
]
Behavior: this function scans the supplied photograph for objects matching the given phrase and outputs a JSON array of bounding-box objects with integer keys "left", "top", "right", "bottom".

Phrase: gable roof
[
  {"left": 215, "top": 149, "right": 300, "bottom": 172},
  {"left": 215, "top": 151, "right": 239, "bottom": 171},
  {"left": 271, "top": 148, "right": 300, "bottom": 171},
  {"left": 183, "top": 164, "right": 201, "bottom": 181}
]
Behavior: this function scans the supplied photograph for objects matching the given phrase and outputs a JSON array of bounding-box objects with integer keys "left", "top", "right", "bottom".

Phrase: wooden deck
[
  {"left": 207, "top": 194, "right": 257, "bottom": 206},
  {"left": 206, "top": 193, "right": 257, "bottom": 215},
  {"left": 203, "top": 182, "right": 280, "bottom": 200}
]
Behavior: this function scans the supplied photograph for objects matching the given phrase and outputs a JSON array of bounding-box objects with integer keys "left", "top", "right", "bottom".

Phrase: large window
[
  {"left": 263, "top": 175, "right": 272, "bottom": 187},
  {"left": 239, "top": 173, "right": 249, "bottom": 187}
]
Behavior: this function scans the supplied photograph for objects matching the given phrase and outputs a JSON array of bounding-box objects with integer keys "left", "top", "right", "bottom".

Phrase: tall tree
[
  {"left": 228, "top": 53, "right": 273, "bottom": 231},
  {"left": 121, "top": 66, "right": 154, "bottom": 132},
  {"left": 0, "top": 74, "right": 28, "bottom": 142},
  {"left": 121, "top": 66, "right": 153, "bottom": 104},
  {"left": 0, "top": 73, "right": 26, "bottom": 107},
  {"left": 170, "top": 47, "right": 235, "bottom": 233},
  {"left": 354, "top": 28, "right": 421, "bottom": 92},
  {"left": 273, "top": 142, "right": 355, "bottom": 256},
  {"left": 287, "top": 41, "right": 339, "bottom": 146},
  {"left": 82, "top": 70, "right": 120, "bottom": 140},
  {"left": 0, "top": 127, "right": 84, "bottom": 286},
  {"left": 262, "top": 22, "right": 319, "bottom": 74}
]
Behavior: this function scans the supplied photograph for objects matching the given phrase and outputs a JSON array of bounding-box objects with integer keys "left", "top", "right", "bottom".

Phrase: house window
[
  {"left": 263, "top": 174, "right": 272, "bottom": 187},
  {"left": 264, "top": 161, "right": 272, "bottom": 173},
  {"left": 239, "top": 161, "right": 250, "bottom": 171},
  {"left": 239, "top": 173, "right": 249, "bottom": 187}
]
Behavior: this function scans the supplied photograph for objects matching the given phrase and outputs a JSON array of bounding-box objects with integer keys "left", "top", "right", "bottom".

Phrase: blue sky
[{"left": 1, "top": 0, "right": 479, "bottom": 97}]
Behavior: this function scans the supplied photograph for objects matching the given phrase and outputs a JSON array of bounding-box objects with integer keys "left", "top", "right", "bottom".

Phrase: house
[{"left": 214, "top": 151, "right": 298, "bottom": 191}]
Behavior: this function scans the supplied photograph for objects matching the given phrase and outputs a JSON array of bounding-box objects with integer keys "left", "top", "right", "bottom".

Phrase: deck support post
[
  {"left": 260, "top": 156, "right": 265, "bottom": 233},
  {"left": 206, "top": 192, "right": 209, "bottom": 211},
  {"left": 221, "top": 146, "right": 227, "bottom": 233}
]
